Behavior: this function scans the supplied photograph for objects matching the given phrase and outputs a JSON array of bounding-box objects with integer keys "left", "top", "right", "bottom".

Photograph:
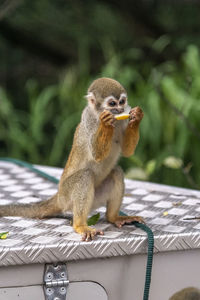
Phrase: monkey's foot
[
  {"left": 109, "top": 215, "right": 145, "bottom": 228},
  {"left": 74, "top": 225, "right": 104, "bottom": 242}
]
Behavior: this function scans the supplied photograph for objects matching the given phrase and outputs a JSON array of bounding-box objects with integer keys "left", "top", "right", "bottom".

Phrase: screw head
[
  {"left": 46, "top": 288, "right": 53, "bottom": 295},
  {"left": 47, "top": 272, "right": 53, "bottom": 280},
  {"left": 60, "top": 287, "right": 66, "bottom": 294}
]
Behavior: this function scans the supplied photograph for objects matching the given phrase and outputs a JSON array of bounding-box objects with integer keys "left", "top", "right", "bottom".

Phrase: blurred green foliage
[
  {"left": 0, "top": 0, "right": 200, "bottom": 189},
  {"left": 1, "top": 45, "right": 200, "bottom": 189}
]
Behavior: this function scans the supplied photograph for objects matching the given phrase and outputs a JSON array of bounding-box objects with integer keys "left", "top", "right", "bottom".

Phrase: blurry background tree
[{"left": 0, "top": 0, "right": 200, "bottom": 189}]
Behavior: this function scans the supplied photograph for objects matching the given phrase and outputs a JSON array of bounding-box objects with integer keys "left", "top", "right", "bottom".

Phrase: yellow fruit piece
[
  {"left": 0, "top": 232, "right": 9, "bottom": 239},
  {"left": 1, "top": 234, "right": 7, "bottom": 239},
  {"left": 163, "top": 211, "right": 168, "bottom": 216},
  {"left": 115, "top": 113, "right": 130, "bottom": 120}
]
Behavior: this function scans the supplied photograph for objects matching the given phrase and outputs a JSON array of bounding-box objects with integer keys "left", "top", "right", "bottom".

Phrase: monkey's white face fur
[
  {"left": 86, "top": 92, "right": 130, "bottom": 115},
  {"left": 102, "top": 92, "right": 129, "bottom": 114}
]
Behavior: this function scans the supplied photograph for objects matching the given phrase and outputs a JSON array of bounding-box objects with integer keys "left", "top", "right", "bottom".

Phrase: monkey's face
[
  {"left": 102, "top": 93, "right": 128, "bottom": 115},
  {"left": 86, "top": 77, "right": 130, "bottom": 115}
]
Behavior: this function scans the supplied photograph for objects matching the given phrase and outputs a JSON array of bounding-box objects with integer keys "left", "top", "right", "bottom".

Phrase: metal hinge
[{"left": 44, "top": 263, "right": 69, "bottom": 300}]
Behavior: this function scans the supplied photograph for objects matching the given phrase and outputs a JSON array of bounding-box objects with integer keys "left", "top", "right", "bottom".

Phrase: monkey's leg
[
  {"left": 102, "top": 166, "right": 144, "bottom": 227},
  {"left": 64, "top": 169, "right": 104, "bottom": 241}
]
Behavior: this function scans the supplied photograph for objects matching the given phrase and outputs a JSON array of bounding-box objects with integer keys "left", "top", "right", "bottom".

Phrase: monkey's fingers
[
  {"left": 130, "top": 113, "right": 143, "bottom": 121},
  {"left": 101, "top": 114, "right": 115, "bottom": 127},
  {"left": 129, "top": 107, "right": 144, "bottom": 121},
  {"left": 82, "top": 232, "right": 92, "bottom": 242},
  {"left": 130, "top": 106, "right": 143, "bottom": 114},
  {"left": 100, "top": 110, "right": 113, "bottom": 120},
  {"left": 81, "top": 229, "right": 104, "bottom": 242},
  {"left": 102, "top": 114, "right": 114, "bottom": 121},
  {"left": 130, "top": 216, "right": 145, "bottom": 224},
  {"left": 114, "top": 216, "right": 145, "bottom": 228},
  {"left": 103, "top": 116, "right": 116, "bottom": 126},
  {"left": 115, "top": 220, "right": 127, "bottom": 228},
  {"left": 96, "top": 229, "right": 104, "bottom": 236},
  {"left": 128, "top": 115, "right": 143, "bottom": 128},
  {"left": 100, "top": 111, "right": 113, "bottom": 121}
]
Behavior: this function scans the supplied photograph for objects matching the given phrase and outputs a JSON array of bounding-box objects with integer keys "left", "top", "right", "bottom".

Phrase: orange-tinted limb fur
[
  {"left": 93, "top": 122, "right": 114, "bottom": 162},
  {"left": 122, "top": 124, "right": 139, "bottom": 157}
]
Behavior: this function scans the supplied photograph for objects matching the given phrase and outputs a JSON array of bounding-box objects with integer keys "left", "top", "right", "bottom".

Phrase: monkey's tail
[{"left": 0, "top": 194, "right": 61, "bottom": 218}]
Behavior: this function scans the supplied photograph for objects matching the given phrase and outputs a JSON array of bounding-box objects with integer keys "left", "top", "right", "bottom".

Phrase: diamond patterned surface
[{"left": 0, "top": 161, "right": 200, "bottom": 266}]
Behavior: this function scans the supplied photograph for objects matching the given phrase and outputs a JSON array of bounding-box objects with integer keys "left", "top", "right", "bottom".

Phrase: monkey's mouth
[{"left": 110, "top": 108, "right": 124, "bottom": 115}]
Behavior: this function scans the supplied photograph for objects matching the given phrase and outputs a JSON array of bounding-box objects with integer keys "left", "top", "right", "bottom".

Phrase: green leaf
[
  {"left": 87, "top": 213, "right": 100, "bottom": 226},
  {"left": 0, "top": 232, "right": 9, "bottom": 239}
]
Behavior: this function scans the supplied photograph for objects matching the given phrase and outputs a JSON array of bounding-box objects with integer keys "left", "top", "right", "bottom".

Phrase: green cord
[
  {"left": 0, "top": 157, "right": 154, "bottom": 300},
  {"left": 120, "top": 211, "right": 154, "bottom": 300},
  {"left": 0, "top": 157, "right": 59, "bottom": 184},
  {"left": 136, "top": 223, "right": 154, "bottom": 300}
]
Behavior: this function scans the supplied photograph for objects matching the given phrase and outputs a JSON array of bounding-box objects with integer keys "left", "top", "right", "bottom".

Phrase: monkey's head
[{"left": 86, "top": 78, "right": 129, "bottom": 115}]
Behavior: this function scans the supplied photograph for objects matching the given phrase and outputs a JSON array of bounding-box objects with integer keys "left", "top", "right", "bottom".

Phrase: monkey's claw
[
  {"left": 81, "top": 228, "right": 104, "bottom": 242},
  {"left": 74, "top": 225, "right": 104, "bottom": 241}
]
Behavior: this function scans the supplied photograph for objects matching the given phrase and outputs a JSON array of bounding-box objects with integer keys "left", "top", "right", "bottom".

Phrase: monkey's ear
[{"left": 85, "top": 92, "right": 96, "bottom": 106}]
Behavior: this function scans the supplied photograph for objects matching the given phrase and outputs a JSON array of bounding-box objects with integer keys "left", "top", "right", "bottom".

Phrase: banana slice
[{"left": 115, "top": 113, "right": 130, "bottom": 120}]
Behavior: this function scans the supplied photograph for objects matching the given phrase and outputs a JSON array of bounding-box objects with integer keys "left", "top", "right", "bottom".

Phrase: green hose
[
  {"left": 0, "top": 157, "right": 59, "bottom": 184},
  {"left": 120, "top": 211, "right": 154, "bottom": 300},
  {"left": 0, "top": 157, "right": 154, "bottom": 300}
]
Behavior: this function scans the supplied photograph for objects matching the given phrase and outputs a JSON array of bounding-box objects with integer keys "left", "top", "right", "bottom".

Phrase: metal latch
[{"left": 44, "top": 263, "right": 69, "bottom": 300}]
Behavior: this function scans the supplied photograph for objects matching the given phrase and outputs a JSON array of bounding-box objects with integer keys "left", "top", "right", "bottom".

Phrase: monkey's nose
[{"left": 118, "top": 108, "right": 124, "bottom": 113}]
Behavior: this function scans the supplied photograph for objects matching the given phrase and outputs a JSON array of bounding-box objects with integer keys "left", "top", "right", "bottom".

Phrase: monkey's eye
[
  {"left": 119, "top": 99, "right": 126, "bottom": 105},
  {"left": 109, "top": 101, "right": 116, "bottom": 107}
]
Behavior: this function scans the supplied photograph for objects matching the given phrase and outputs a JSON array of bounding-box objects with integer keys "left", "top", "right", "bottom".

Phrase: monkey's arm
[
  {"left": 92, "top": 111, "right": 114, "bottom": 162},
  {"left": 122, "top": 107, "right": 143, "bottom": 157},
  {"left": 122, "top": 125, "right": 139, "bottom": 157}
]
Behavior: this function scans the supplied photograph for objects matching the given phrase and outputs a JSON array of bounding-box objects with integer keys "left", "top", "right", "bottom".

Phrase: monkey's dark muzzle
[{"left": 110, "top": 108, "right": 124, "bottom": 114}]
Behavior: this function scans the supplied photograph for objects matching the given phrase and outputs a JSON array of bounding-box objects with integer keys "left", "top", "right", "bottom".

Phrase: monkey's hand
[
  {"left": 100, "top": 110, "right": 116, "bottom": 127},
  {"left": 128, "top": 106, "right": 144, "bottom": 128},
  {"left": 74, "top": 225, "right": 104, "bottom": 242}
]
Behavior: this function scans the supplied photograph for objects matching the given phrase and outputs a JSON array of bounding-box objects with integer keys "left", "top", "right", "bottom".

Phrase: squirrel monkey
[{"left": 0, "top": 78, "right": 144, "bottom": 241}]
